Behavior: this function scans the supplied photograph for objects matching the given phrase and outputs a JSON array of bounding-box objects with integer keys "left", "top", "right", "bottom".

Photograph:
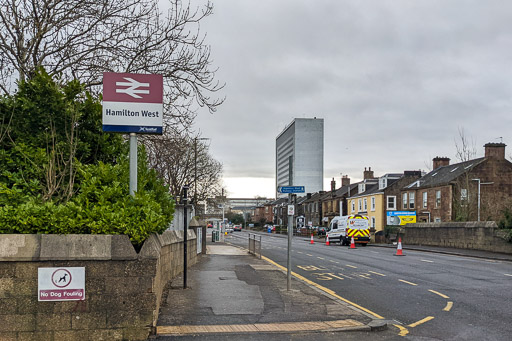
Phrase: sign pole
[
  {"left": 129, "top": 133, "right": 137, "bottom": 196},
  {"left": 287, "top": 193, "right": 292, "bottom": 291}
]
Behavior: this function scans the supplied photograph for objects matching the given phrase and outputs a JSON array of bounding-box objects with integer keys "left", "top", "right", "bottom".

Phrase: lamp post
[
  {"left": 182, "top": 184, "right": 190, "bottom": 289},
  {"left": 471, "top": 179, "right": 494, "bottom": 222}
]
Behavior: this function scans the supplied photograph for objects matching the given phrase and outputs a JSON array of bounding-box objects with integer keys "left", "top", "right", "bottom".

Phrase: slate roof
[{"left": 406, "top": 157, "right": 485, "bottom": 189}]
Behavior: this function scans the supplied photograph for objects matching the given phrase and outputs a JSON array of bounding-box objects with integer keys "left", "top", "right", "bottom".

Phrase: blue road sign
[{"left": 278, "top": 186, "right": 305, "bottom": 193}]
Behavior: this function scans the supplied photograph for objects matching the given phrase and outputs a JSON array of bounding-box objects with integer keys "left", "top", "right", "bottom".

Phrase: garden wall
[
  {"left": 402, "top": 222, "right": 512, "bottom": 254},
  {"left": 0, "top": 230, "right": 198, "bottom": 341}
]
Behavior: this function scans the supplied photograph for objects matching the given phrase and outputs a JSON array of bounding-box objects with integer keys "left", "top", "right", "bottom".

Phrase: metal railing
[{"left": 248, "top": 233, "right": 262, "bottom": 259}]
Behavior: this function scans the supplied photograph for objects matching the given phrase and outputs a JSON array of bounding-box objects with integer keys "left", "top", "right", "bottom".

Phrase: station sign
[
  {"left": 38, "top": 267, "right": 85, "bottom": 301},
  {"left": 278, "top": 186, "right": 305, "bottom": 194},
  {"left": 102, "top": 72, "right": 163, "bottom": 134}
]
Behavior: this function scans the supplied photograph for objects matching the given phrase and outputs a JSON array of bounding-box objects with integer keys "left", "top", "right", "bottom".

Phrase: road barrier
[{"left": 248, "top": 233, "right": 262, "bottom": 259}]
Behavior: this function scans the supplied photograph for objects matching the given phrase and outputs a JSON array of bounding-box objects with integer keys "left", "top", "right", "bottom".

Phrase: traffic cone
[
  {"left": 325, "top": 235, "right": 330, "bottom": 246},
  {"left": 310, "top": 234, "right": 314, "bottom": 244},
  {"left": 394, "top": 237, "right": 405, "bottom": 256},
  {"left": 349, "top": 236, "right": 356, "bottom": 249}
]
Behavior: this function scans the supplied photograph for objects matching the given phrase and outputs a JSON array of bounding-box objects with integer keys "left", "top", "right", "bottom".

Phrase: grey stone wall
[
  {"left": 402, "top": 222, "right": 512, "bottom": 254},
  {"left": 0, "top": 231, "right": 198, "bottom": 340}
]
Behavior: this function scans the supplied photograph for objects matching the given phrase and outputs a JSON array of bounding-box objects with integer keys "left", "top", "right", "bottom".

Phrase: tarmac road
[{"left": 225, "top": 230, "right": 512, "bottom": 340}]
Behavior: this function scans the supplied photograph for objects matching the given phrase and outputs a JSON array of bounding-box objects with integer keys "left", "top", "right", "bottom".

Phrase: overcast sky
[{"left": 190, "top": 0, "right": 512, "bottom": 198}]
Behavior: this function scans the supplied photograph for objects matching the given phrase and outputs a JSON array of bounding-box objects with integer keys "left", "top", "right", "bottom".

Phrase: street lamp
[{"left": 471, "top": 179, "right": 494, "bottom": 222}]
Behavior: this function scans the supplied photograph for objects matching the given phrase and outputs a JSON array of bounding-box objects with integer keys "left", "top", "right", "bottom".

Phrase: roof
[{"left": 406, "top": 157, "right": 485, "bottom": 189}]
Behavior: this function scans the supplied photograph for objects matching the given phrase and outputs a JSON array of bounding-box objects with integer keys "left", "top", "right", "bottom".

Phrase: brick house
[
  {"left": 303, "top": 191, "right": 325, "bottom": 226},
  {"left": 320, "top": 176, "right": 358, "bottom": 226},
  {"left": 401, "top": 143, "right": 512, "bottom": 222},
  {"left": 253, "top": 201, "right": 274, "bottom": 225}
]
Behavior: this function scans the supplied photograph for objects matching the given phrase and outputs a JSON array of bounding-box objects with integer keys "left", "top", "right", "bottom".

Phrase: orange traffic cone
[
  {"left": 310, "top": 234, "right": 314, "bottom": 244},
  {"left": 325, "top": 235, "right": 330, "bottom": 246},
  {"left": 394, "top": 237, "right": 405, "bottom": 256},
  {"left": 349, "top": 236, "right": 356, "bottom": 249}
]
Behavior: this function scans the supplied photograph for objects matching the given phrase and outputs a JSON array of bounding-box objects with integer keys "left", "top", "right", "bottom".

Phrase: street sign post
[
  {"left": 102, "top": 72, "right": 163, "bottom": 134},
  {"left": 102, "top": 72, "right": 164, "bottom": 196},
  {"left": 278, "top": 186, "right": 305, "bottom": 194}
]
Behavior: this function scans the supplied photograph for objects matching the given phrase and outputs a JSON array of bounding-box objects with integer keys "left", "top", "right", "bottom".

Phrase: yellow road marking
[
  {"left": 408, "top": 316, "right": 434, "bottom": 328},
  {"left": 369, "top": 271, "right": 386, "bottom": 277},
  {"left": 398, "top": 279, "right": 417, "bottom": 286},
  {"left": 346, "top": 264, "right": 357, "bottom": 269},
  {"left": 329, "top": 260, "right": 337, "bottom": 263},
  {"left": 443, "top": 301, "right": 453, "bottom": 312},
  {"left": 358, "top": 274, "right": 371, "bottom": 279},
  {"left": 428, "top": 290, "right": 449, "bottom": 299},
  {"left": 393, "top": 324, "right": 409, "bottom": 336},
  {"left": 306, "top": 254, "right": 313, "bottom": 257},
  {"left": 317, "top": 257, "right": 325, "bottom": 260},
  {"left": 261, "top": 255, "right": 384, "bottom": 319}
]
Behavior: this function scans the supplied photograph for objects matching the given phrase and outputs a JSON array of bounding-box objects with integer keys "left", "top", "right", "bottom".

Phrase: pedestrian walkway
[{"left": 155, "top": 242, "right": 387, "bottom": 338}]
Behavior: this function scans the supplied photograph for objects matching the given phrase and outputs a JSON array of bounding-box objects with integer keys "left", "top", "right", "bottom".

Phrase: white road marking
[{"left": 421, "top": 259, "right": 434, "bottom": 263}]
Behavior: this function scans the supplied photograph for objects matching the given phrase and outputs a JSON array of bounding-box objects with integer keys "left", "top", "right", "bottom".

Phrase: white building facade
[{"left": 275, "top": 118, "right": 324, "bottom": 198}]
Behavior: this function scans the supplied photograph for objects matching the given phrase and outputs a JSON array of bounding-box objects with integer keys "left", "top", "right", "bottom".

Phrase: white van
[{"left": 326, "top": 215, "right": 370, "bottom": 245}]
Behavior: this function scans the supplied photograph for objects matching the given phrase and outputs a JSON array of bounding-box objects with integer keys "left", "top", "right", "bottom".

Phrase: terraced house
[{"left": 401, "top": 143, "right": 512, "bottom": 223}]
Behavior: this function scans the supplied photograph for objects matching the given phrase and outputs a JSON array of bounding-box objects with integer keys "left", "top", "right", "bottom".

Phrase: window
[
  {"left": 402, "top": 193, "right": 407, "bottom": 209},
  {"left": 371, "top": 197, "right": 376, "bottom": 211},
  {"left": 409, "top": 192, "right": 415, "bottom": 209},
  {"left": 387, "top": 196, "right": 396, "bottom": 210},
  {"left": 435, "top": 190, "right": 441, "bottom": 208},
  {"left": 363, "top": 198, "right": 368, "bottom": 211},
  {"left": 351, "top": 200, "right": 355, "bottom": 212},
  {"left": 379, "top": 178, "right": 387, "bottom": 190},
  {"left": 434, "top": 217, "right": 441, "bottom": 223},
  {"left": 358, "top": 184, "right": 366, "bottom": 194},
  {"left": 422, "top": 192, "right": 427, "bottom": 208},
  {"left": 358, "top": 199, "right": 362, "bottom": 211},
  {"left": 371, "top": 216, "right": 376, "bottom": 228}
]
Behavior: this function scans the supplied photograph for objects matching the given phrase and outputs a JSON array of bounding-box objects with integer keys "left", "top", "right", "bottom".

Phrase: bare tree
[
  {"left": 0, "top": 0, "right": 224, "bottom": 127},
  {"left": 454, "top": 127, "right": 477, "bottom": 162},
  {"left": 144, "top": 131, "right": 223, "bottom": 205}
]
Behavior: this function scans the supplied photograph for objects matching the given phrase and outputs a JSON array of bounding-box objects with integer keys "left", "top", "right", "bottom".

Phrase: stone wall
[
  {"left": 0, "top": 231, "right": 198, "bottom": 341},
  {"left": 402, "top": 222, "right": 512, "bottom": 254}
]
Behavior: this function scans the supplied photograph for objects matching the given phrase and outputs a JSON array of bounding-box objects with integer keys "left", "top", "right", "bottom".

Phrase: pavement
[{"left": 153, "top": 239, "right": 389, "bottom": 340}]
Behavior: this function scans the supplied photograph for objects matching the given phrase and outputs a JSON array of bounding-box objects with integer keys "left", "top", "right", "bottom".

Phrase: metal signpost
[
  {"left": 102, "top": 72, "right": 164, "bottom": 196},
  {"left": 279, "top": 186, "right": 305, "bottom": 290}
]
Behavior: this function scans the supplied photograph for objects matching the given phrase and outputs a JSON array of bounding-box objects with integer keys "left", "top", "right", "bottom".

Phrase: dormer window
[
  {"left": 358, "top": 184, "right": 366, "bottom": 193},
  {"left": 379, "top": 178, "right": 387, "bottom": 190}
]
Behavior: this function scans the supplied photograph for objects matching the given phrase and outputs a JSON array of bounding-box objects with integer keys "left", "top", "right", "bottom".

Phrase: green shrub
[{"left": 0, "top": 161, "right": 175, "bottom": 247}]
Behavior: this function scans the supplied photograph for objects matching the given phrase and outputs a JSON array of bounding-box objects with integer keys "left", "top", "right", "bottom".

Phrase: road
[{"left": 226, "top": 231, "right": 512, "bottom": 340}]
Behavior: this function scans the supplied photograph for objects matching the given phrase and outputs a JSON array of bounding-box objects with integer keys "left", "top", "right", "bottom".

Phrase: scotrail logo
[{"left": 115, "top": 78, "right": 150, "bottom": 99}]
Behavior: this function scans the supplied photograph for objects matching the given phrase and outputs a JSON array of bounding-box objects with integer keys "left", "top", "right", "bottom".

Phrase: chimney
[
  {"left": 433, "top": 157, "right": 450, "bottom": 170},
  {"left": 307, "top": 193, "right": 312, "bottom": 199},
  {"left": 341, "top": 175, "right": 350, "bottom": 187},
  {"left": 484, "top": 143, "right": 506, "bottom": 160},
  {"left": 331, "top": 178, "right": 336, "bottom": 192},
  {"left": 363, "top": 167, "right": 375, "bottom": 180}
]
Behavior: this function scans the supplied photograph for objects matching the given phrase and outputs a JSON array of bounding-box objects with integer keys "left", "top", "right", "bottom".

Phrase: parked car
[
  {"left": 233, "top": 225, "right": 242, "bottom": 231},
  {"left": 317, "top": 226, "right": 327, "bottom": 236}
]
